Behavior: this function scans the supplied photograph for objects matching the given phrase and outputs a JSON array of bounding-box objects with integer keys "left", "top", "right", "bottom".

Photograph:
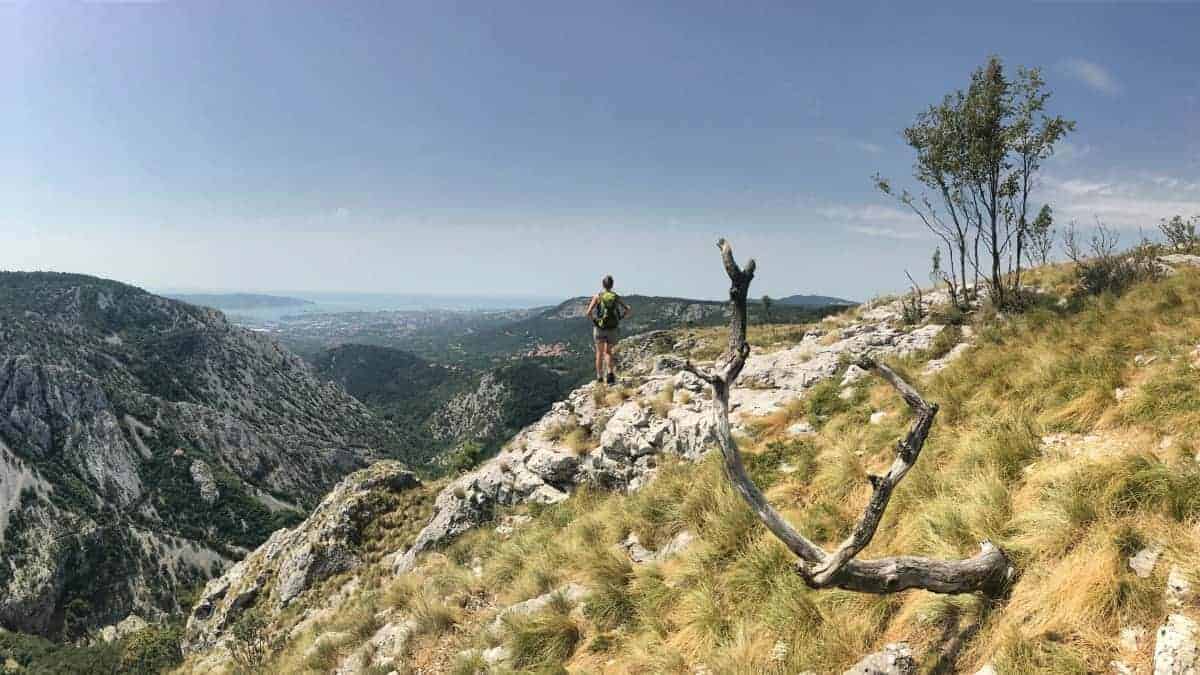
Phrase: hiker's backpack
[{"left": 595, "top": 291, "right": 621, "bottom": 329}]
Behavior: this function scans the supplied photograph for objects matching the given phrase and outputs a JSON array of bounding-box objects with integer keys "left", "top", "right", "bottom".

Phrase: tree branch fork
[{"left": 683, "top": 239, "right": 1014, "bottom": 596}]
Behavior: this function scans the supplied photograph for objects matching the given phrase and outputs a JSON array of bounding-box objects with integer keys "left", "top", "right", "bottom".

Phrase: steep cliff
[{"left": 0, "top": 272, "right": 406, "bottom": 638}]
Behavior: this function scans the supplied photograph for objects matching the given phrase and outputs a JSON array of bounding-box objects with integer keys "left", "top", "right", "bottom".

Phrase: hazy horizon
[{"left": 5, "top": 2, "right": 1198, "bottom": 300}]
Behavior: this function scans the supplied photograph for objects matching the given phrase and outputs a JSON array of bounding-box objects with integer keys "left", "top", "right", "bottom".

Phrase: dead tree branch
[{"left": 683, "top": 238, "right": 1014, "bottom": 596}]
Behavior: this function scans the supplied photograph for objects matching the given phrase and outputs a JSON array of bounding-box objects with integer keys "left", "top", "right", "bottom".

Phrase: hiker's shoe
[{"left": 606, "top": 372, "right": 617, "bottom": 385}]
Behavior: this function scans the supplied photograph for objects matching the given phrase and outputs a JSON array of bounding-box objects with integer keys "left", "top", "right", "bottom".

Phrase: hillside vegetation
[
  {"left": 0, "top": 272, "right": 410, "bottom": 641},
  {"left": 171, "top": 255, "right": 1200, "bottom": 674}
]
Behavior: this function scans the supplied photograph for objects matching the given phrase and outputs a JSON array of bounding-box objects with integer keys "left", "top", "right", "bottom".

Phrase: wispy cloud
[
  {"left": 1058, "top": 58, "right": 1121, "bottom": 96},
  {"left": 816, "top": 204, "right": 925, "bottom": 240},
  {"left": 1043, "top": 172, "right": 1200, "bottom": 228},
  {"left": 847, "top": 225, "right": 923, "bottom": 240}
]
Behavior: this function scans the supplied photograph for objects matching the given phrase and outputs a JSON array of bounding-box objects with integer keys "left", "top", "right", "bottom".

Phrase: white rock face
[
  {"left": 190, "top": 459, "right": 220, "bottom": 506},
  {"left": 1159, "top": 254, "right": 1200, "bottom": 271},
  {"left": 787, "top": 421, "right": 815, "bottom": 436},
  {"left": 392, "top": 314, "right": 956, "bottom": 576},
  {"left": 1122, "top": 625, "right": 1148, "bottom": 653},
  {"left": 490, "top": 583, "right": 588, "bottom": 630},
  {"left": 843, "top": 642, "right": 917, "bottom": 675},
  {"left": 184, "top": 462, "right": 419, "bottom": 654},
  {"left": 1167, "top": 565, "right": 1195, "bottom": 608},
  {"left": 1155, "top": 613, "right": 1199, "bottom": 675},
  {"left": 1131, "top": 546, "right": 1163, "bottom": 578}
]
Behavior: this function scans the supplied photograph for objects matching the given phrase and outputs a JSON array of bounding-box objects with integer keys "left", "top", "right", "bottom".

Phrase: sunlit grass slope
[{"left": 206, "top": 266, "right": 1200, "bottom": 674}]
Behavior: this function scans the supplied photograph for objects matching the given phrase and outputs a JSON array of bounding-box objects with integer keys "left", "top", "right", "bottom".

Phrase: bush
[
  {"left": 228, "top": 609, "right": 273, "bottom": 670},
  {"left": 118, "top": 624, "right": 183, "bottom": 674},
  {"left": 1064, "top": 223, "right": 1162, "bottom": 297},
  {"left": 1159, "top": 214, "right": 1199, "bottom": 252},
  {"left": 504, "top": 595, "right": 582, "bottom": 669}
]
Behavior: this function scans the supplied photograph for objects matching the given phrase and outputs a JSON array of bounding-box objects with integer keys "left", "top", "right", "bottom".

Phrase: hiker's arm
[
  {"left": 585, "top": 294, "right": 599, "bottom": 318},
  {"left": 620, "top": 298, "right": 632, "bottom": 318}
]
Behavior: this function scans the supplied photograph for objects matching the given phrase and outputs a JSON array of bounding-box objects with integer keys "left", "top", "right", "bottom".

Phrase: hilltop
[
  {"left": 0, "top": 272, "right": 410, "bottom": 641},
  {"left": 165, "top": 293, "right": 314, "bottom": 311},
  {"left": 160, "top": 251, "right": 1200, "bottom": 674},
  {"left": 776, "top": 293, "right": 858, "bottom": 307}
]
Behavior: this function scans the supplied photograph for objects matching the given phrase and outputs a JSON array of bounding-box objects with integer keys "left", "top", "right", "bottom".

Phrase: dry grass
[{"left": 183, "top": 267, "right": 1200, "bottom": 675}]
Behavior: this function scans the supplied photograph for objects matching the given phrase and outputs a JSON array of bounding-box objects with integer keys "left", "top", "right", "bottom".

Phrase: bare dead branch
[
  {"left": 806, "top": 357, "right": 937, "bottom": 585},
  {"left": 685, "top": 239, "right": 1014, "bottom": 597}
]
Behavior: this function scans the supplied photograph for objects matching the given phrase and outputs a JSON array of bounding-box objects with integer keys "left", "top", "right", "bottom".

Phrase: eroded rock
[
  {"left": 844, "top": 642, "right": 917, "bottom": 675},
  {"left": 1155, "top": 613, "right": 1199, "bottom": 674},
  {"left": 185, "top": 462, "right": 419, "bottom": 653}
]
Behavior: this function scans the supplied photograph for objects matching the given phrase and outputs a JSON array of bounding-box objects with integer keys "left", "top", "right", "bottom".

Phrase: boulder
[
  {"left": 185, "top": 462, "right": 419, "bottom": 653},
  {"left": 1167, "top": 566, "right": 1195, "bottom": 608},
  {"left": 787, "top": 421, "right": 815, "bottom": 436},
  {"left": 491, "top": 583, "right": 588, "bottom": 629},
  {"left": 841, "top": 364, "right": 869, "bottom": 386},
  {"left": 844, "top": 642, "right": 917, "bottom": 675},
  {"left": 525, "top": 448, "right": 580, "bottom": 483},
  {"left": 1155, "top": 613, "right": 1199, "bottom": 674},
  {"left": 1130, "top": 546, "right": 1162, "bottom": 578}
]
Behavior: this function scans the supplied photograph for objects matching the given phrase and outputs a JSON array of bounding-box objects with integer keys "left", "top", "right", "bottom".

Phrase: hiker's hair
[{"left": 602, "top": 275, "right": 614, "bottom": 290}]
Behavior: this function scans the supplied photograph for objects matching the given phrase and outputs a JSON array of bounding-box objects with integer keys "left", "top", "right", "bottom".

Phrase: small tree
[
  {"left": 877, "top": 56, "right": 1074, "bottom": 309},
  {"left": 761, "top": 294, "right": 773, "bottom": 324},
  {"left": 1026, "top": 204, "right": 1056, "bottom": 266},
  {"left": 1159, "top": 215, "right": 1199, "bottom": 252}
]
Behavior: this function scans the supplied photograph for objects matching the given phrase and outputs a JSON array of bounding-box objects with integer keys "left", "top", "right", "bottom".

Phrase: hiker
[{"left": 586, "top": 275, "right": 632, "bottom": 385}]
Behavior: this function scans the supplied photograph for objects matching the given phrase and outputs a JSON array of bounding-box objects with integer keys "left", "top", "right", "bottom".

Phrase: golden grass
[{"left": 180, "top": 267, "right": 1200, "bottom": 675}]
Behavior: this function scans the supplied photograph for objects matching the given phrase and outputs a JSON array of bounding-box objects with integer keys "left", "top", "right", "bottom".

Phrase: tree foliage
[{"left": 877, "top": 56, "right": 1075, "bottom": 308}]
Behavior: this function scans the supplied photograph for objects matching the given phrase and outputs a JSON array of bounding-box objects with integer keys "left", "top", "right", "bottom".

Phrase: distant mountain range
[
  {"left": 166, "top": 293, "right": 314, "bottom": 311},
  {"left": 773, "top": 293, "right": 857, "bottom": 307}
]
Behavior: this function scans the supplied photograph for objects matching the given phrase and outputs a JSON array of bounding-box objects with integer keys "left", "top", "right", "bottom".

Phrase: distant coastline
[{"left": 166, "top": 292, "right": 315, "bottom": 311}]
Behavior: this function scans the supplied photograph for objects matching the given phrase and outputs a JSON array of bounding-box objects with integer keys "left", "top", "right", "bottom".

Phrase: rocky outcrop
[
  {"left": 190, "top": 459, "right": 220, "bottom": 506},
  {"left": 428, "top": 370, "right": 515, "bottom": 443},
  {"left": 184, "top": 462, "right": 419, "bottom": 654},
  {"left": 393, "top": 307, "right": 955, "bottom": 574},
  {"left": 1154, "top": 613, "right": 1199, "bottom": 674},
  {"left": 0, "top": 272, "right": 402, "bottom": 636},
  {"left": 620, "top": 530, "right": 695, "bottom": 564},
  {"left": 844, "top": 643, "right": 917, "bottom": 675}
]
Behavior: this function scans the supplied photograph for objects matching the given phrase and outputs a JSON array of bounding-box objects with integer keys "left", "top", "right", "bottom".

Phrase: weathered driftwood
[{"left": 683, "top": 239, "right": 1013, "bottom": 596}]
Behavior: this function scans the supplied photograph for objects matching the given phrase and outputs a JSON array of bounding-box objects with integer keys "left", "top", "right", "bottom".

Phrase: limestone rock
[
  {"left": 620, "top": 529, "right": 695, "bottom": 564},
  {"left": 491, "top": 583, "right": 588, "bottom": 629},
  {"left": 1167, "top": 566, "right": 1195, "bottom": 608},
  {"left": 190, "top": 460, "right": 220, "bottom": 506},
  {"left": 1122, "top": 625, "right": 1148, "bottom": 653},
  {"left": 1159, "top": 254, "right": 1200, "bottom": 271},
  {"left": 1131, "top": 546, "right": 1162, "bottom": 578},
  {"left": 787, "top": 420, "right": 815, "bottom": 436},
  {"left": 1155, "top": 613, "right": 1199, "bottom": 674},
  {"left": 841, "top": 364, "right": 868, "bottom": 386},
  {"left": 924, "top": 342, "right": 971, "bottom": 375},
  {"left": 524, "top": 448, "right": 580, "bottom": 483},
  {"left": 844, "top": 642, "right": 917, "bottom": 675},
  {"left": 184, "top": 462, "right": 419, "bottom": 653}
]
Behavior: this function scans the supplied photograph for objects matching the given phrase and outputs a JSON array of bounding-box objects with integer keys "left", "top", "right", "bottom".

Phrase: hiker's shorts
[{"left": 594, "top": 326, "right": 620, "bottom": 346}]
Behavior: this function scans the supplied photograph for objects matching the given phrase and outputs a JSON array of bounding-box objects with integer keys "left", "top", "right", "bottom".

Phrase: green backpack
[{"left": 595, "top": 291, "right": 621, "bottom": 329}]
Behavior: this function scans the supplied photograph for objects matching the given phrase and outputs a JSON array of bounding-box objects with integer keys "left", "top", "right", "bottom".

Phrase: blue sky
[{"left": 3, "top": 1, "right": 1198, "bottom": 301}]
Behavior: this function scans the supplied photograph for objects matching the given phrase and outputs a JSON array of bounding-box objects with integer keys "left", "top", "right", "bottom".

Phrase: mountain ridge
[{"left": 0, "top": 272, "right": 407, "bottom": 639}]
